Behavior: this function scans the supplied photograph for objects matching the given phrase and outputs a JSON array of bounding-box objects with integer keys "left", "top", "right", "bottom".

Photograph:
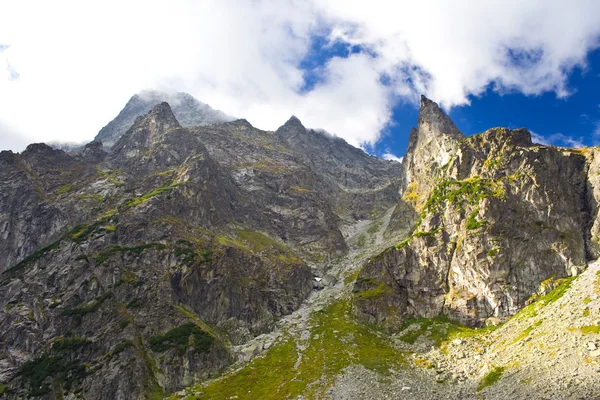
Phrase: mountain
[
  {"left": 94, "top": 91, "right": 234, "bottom": 148},
  {"left": 0, "top": 98, "right": 400, "bottom": 399},
  {"left": 1, "top": 95, "right": 600, "bottom": 399}
]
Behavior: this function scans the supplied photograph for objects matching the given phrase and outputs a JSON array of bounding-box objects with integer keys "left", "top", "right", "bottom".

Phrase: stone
[
  {"left": 321, "top": 274, "right": 338, "bottom": 287},
  {"left": 589, "top": 349, "right": 600, "bottom": 358},
  {"left": 587, "top": 342, "right": 597, "bottom": 351},
  {"left": 241, "top": 342, "right": 263, "bottom": 361}
]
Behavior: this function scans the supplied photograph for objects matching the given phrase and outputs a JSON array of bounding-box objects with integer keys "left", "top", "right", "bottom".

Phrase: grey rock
[
  {"left": 321, "top": 274, "right": 338, "bottom": 287},
  {"left": 354, "top": 96, "right": 594, "bottom": 329}
]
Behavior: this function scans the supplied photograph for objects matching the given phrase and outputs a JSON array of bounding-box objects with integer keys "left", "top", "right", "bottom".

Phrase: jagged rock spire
[
  {"left": 417, "top": 95, "right": 463, "bottom": 140},
  {"left": 402, "top": 96, "right": 464, "bottom": 191},
  {"left": 277, "top": 115, "right": 306, "bottom": 134},
  {"left": 143, "top": 102, "right": 182, "bottom": 136}
]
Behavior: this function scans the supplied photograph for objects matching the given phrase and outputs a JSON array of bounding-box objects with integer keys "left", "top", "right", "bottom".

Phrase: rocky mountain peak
[
  {"left": 284, "top": 115, "right": 305, "bottom": 129},
  {"left": 21, "top": 142, "right": 78, "bottom": 170},
  {"left": 417, "top": 95, "right": 463, "bottom": 140},
  {"left": 107, "top": 102, "right": 183, "bottom": 166},
  {"left": 145, "top": 102, "right": 181, "bottom": 132},
  {"left": 402, "top": 96, "right": 465, "bottom": 188},
  {"left": 80, "top": 140, "right": 107, "bottom": 163},
  {"left": 95, "top": 91, "right": 234, "bottom": 148},
  {"left": 23, "top": 142, "right": 56, "bottom": 155},
  {"left": 276, "top": 115, "right": 306, "bottom": 136}
]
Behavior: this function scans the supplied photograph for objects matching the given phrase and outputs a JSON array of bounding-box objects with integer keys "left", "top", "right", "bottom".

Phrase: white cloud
[
  {"left": 382, "top": 152, "right": 403, "bottom": 162},
  {"left": 1, "top": 0, "right": 599, "bottom": 151},
  {"left": 530, "top": 131, "right": 550, "bottom": 145},
  {"left": 531, "top": 130, "right": 584, "bottom": 148}
]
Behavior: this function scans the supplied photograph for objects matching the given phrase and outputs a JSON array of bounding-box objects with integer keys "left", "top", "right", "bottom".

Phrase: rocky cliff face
[
  {"left": 0, "top": 95, "right": 401, "bottom": 399},
  {"left": 353, "top": 97, "right": 596, "bottom": 330}
]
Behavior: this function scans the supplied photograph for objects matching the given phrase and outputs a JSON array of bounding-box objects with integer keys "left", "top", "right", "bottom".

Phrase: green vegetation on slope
[
  {"left": 149, "top": 323, "right": 213, "bottom": 355},
  {"left": 61, "top": 292, "right": 113, "bottom": 319},
  {"left": 477, "top": 366, "right": 505, "bottom": 391},
  {"left": 185, "top": 299, "right": 406, "bottom": 400},
  {"left": 398, "top": 316, "right": 499, "bottom": 347},
  {"left": 353, "top": 276, "right": 393, "bottom": 299},
  {"left": 19, "top": 355, "right": 86, "bottom": 396},
  {"left": 514, "top": 276, "right": 576, "bottom": 321},
  {"left": 421, "top": 176, "right": 504, "bottom": 216},
  {"left": 218, "top": 229, "right": 302, "bottom": 265}
]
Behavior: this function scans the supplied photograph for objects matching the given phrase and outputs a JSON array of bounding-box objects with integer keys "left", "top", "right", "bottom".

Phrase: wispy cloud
[
  {"left": 531, "top": 130, "right": 585, "bottom": 148},
  {"left": 382, "top": 152, "right": 402, "bottom": 162}
]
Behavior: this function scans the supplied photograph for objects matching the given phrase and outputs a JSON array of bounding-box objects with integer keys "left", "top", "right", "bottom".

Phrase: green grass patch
[
  {"left": 514, "top": 276, "right": 575, "bottom": 321},
  {"left": 511, "top": 325, "right": 534, "bottom": 344},
  {"left": 126, "top": 298, "right": 143, "bottom": 309},
  {"left": 398, "top": 316, "right": 500, "bottom": 346},
  {"left": 487, "top": 247, "right": 502, "bottom": 257},
  {"left": 478, "top": 366, "right": 505, "bottom": 391},
  {"left": 465, "top": 208, "right": 487, "bottom": 230},
  {"left": 353, "top": 276, "right": 394, "bottom": 300},
  {"left": 356, "top": 234, "right": 366, "bottom": 248},
  {"left": 61, "top": 292, "right": 112, "bottom": 318},
  {"left": 2, "top": 239, "right": 62, "bottom": 275},
  {"left": 195, "top": 299, "right": 406, "bottom": 399},
  {"left": 174, "top": 246, "right": 211, "bottom": 267},
  {"left": 422, "top": 177, "right": 504, "bottom": 217},
  {"left": 69, "top": 209, "right": 116, "bottom": 243},
  {"left": 171, "top": 304, "right": 219, "bottom": 339},
  {"left": 219, "top": 229, "right": 302, "bottom": 265},
  {"left": 581, "top": 325, "right": 600, "bottom": 334},
  {"left": 55, "top": 184, "right": 73, "bottom": 195},
  {"left": 367, "top": 222, "right": 381, "bottom": 235},
  {"left": 78, "top": 193, "right": 104, "bottom": 202},
  {"left": 19, "top": 355, "right": 86, "bottom": 396},
  {"left": 123, "top": 182, "right": 186, "bottom": 209},
  {"left": 110, "top": 340, "right": 133, "bottom": 358},
  {"left": 149, "top": 323, "right": 213, "bottom": 355},
  {"left": 353, "top": 283, "right": 393, "bottom": 299},
  {"left": 344, "top": 270, "right": 360, "bottom": 285},
  {"left": 52, "top": 337, "right": 90, "bottom": 353}
]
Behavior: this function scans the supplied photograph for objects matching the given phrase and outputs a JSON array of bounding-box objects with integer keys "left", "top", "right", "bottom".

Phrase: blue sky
[
  {"left": 377, "top": 50, "right": 600, "bottom": 158},
  {"left": 375, "top": 47, "right": 600, "bottom": 158},
  {"left": 1, "top": 1, "right": 600, "bottom": 154}
]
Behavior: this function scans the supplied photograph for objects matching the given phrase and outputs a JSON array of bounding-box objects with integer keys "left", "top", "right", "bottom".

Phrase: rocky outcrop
[
  {"left": 354, "top": 97, "right": 594, "bottom": 329},
  {"left": 80, "top": 140, "right": 107, "bottom": 164}
]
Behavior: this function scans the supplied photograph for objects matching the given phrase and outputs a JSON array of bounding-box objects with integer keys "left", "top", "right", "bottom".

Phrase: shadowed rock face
[
  {"left": 353, "top": 97, "right": 597, "bottom": 330},
  {"left": 0, "top": 95, "right": 401, "bottom": 398}
]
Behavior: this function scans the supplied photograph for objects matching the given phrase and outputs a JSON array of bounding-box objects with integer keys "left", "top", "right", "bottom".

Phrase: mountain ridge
[{"left": 1, "top": 94, "right": 600, "bottom": 399}]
